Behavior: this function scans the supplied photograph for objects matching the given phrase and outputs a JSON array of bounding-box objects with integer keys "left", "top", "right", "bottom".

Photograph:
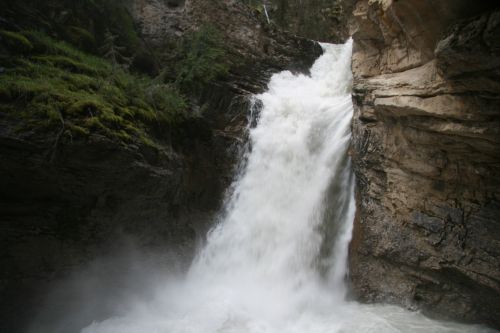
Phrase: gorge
[
  {"left": 0, "top": 0, "right": 499, "bottom": 332},
  {"left": 81, "top": 41, "right": 493, "bottom": 333}
]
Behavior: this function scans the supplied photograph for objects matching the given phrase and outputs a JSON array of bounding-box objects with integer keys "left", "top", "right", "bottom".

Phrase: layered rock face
[
  {"left": 0, "top": 1, "right": 320, "bottom": 332},
  {"left": 349, "top": 0, "right": 500, "bottom": 328},
  {"left": 262, "top": 0, "right": 355, "bottom": 42},
  {"left": 131, "top": 0, "right": 321, "bottom": 82}
]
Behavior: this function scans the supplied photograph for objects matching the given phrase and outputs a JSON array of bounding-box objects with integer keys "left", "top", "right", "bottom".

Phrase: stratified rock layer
[{"left": 349, "top": 0, "right": 500, "bottom": 328}]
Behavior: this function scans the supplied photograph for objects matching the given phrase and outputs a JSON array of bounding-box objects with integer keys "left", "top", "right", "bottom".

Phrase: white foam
[{"left": 82, "top": 40, "right": 495, "bottom": 333}]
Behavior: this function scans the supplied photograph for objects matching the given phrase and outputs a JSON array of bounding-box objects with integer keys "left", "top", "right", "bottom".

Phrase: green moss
[
  {"left": 67, "top": 26, "right": 96, "bottom": 50},
  {"left": 32, "top": 55, "right": 98, "bottom": 75},
  {"left": 68, "top": 124, "right": 90, "bottom": 137},
  {"left": 129, "top": 105, "right": 156, "bottom": 122},
  {"left": 99, "top": 111, "right": 125, "bottom": 126},
  {"left": 139, "top": 134, "right": 159, "bottom": 149},
  {"left": 62, "top": 73, "right": 100, "bottom": 91},
  {"left": 84, "top": 117, "right": 106, "bottom": 131},
  {"left": 99, "top": 83, "right": 128, "bottom": 107},
  {"left": 67, "top": 99, "right": 105, "bottom": 115},
  {"left": 45, "top": 108, "right": 61, "bottom": 122},
  {"left": 0, "top": 30, "right": 33, "bottom": 53},
  {"left": 0, "top": 31, "right": 188, "bottom": 146},
  {"left": 116, "top": 129, "right": 132, "bottom": 141},
  {"left": 145, "top": 84, "right": 188, "bottom": 122},
  {"left": 4, "top": 1, "right": 140, "bottom": 50},
  {"left": 22, "top": 31, "right": 111, "bottom": 73}
]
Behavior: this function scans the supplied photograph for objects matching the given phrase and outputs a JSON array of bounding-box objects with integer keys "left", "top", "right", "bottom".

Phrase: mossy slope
[
  {"left": 0, "top": 0, "right": 232, "bottom": 148},
  {"left": 0, "top": 30, "right": 187, "bottom": 147}
]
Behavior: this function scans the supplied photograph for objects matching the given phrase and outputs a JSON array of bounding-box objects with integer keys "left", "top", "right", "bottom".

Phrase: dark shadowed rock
[
  {"left": 0, "top": 1, "right": 322, "bottom": 332},
  {"left": 261, "top": 0, "right": 356, "bottom": 43}
]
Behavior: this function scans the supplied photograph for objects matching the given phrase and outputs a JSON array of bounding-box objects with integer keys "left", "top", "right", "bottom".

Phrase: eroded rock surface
[
  {"left": 131, "top": 0, "right": 322, "bottom": 82},
  {"left": 261, "top": 0, "right": 355, "bottom": 43},
  {"left": 0, "top": 1, "right": 320, "bottom": 332},
  {"left": 349, "top": 0, "right": 500, "bottom": 328}
]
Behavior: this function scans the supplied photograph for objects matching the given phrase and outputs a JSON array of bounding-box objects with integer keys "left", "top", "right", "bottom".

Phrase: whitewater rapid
[{"left": 83, "top": 41, "right": 495, "bottom": 333}]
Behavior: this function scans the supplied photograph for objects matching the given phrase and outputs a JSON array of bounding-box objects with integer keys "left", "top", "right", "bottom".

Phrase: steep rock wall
[
  {"left": 131, "top": 0, "right": 321, "bottom": 79},
  {"left": 349, "top": 0, "right": 500, "bottom": 328},
  {"left": 263, "top": 0, "right": 355, "bottom": 42},
  {"left": 0, "top": 1, "right": 321, "bottom": 332}
]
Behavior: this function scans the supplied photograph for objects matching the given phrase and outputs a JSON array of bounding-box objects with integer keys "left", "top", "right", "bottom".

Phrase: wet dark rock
[
  {"left": 0, "top": 1, "right": 321, "bottom": 332},
  {"left": 261, "top": 0, "right": 356, "bottom": 43},
  {"left": 436, "top": 10, "right": 500, "bottom": 78}
]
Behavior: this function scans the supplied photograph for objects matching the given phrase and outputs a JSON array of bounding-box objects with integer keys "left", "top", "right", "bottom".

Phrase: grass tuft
[{"left": 0, "top": 30, "right": 33, "bottom": 53}]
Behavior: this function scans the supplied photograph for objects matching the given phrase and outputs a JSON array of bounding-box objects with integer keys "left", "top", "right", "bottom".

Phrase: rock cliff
[
  {"left": 131, "top": 0, "right": 321, "bottom": 80},
  {"left": 261, "top": 0, "right": 355, "bottom": 42},
  {"left": 348, "top": 0, "right": 500, "bottom": 328},
  {"left": 0, "top": 1, "right": 320, "bottom": 331}
]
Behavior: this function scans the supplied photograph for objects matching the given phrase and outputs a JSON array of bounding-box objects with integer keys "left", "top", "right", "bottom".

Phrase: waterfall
[
  {"left": 188, "top": 40, "right": 355, "bottom": 306},
  {"left": 82, "top": 41, "right": 496, "bottom": 333}
]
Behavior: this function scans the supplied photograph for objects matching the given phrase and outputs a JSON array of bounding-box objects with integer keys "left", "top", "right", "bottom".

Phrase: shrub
[
  {"left": 175, "top": 25, "right": 230, "bottom": 93},
  {"left": 144, "top": 84, "right": 187, "bottom": 122}
]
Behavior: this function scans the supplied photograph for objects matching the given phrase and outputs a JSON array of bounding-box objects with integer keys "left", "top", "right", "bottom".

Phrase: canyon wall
[
  {"left": 3, "top": 0, "right": 499, "bottom": 330},
  {"left": 0, "top": 1, "right": 320, "bottom": 331},
  {"left": 262, "top": 0, "right": 354, "bottom": 42},
  {"left": 348, "top": 0, "right": 500, "bottom": 328}
]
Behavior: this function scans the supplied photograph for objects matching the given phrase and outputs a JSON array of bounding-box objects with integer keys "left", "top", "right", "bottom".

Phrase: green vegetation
[
  {"left": 0, "top": 1, "right": 233, "bottom": 148},
  {"left": 100, "top": 30, "right": 133, "bottom": 72},
  {"left": 175, "top": 25, "right": 230, "bottom": 93},
  {"left": 0, "top": 30, "right": 33, "bottom": 53},
  {"left": 0, "top": 30, "right": 187, "bottom": 146},
  {"left": 4, "top": 0, "right": 141, "bottom": 59}
]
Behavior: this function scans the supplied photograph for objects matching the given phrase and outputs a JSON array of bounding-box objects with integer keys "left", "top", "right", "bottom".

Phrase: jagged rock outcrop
[
  {"left": 131, "top": 0, "right": 322, "bottom": 84},
  {"left": 0, "top": 1, "right": 320, "bottom": 332},
  {"left": 349, "top": 0, "right": 500, "bottom": 328},
  {"left": 261, "top": 0, "right": 355, "bottom": 43}
]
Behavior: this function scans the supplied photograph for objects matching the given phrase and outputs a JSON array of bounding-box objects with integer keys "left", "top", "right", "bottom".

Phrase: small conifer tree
[{"left": 100, "top": 29, "right": 133, "bottom": 72}]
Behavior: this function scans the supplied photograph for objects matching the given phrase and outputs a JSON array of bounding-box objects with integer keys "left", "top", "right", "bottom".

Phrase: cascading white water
[{"left": 83, "top": 41, "right": 496, "bottom": 333}]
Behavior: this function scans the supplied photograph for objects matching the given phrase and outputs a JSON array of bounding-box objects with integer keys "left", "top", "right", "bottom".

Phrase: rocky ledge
[{"left": 349, "top": 0, "right": 500, "bottom": 328}]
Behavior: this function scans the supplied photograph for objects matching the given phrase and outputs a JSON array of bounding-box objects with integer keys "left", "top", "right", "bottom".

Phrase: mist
[{"left": 27, "top": 239, "right": 188, "bottom": 333}]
